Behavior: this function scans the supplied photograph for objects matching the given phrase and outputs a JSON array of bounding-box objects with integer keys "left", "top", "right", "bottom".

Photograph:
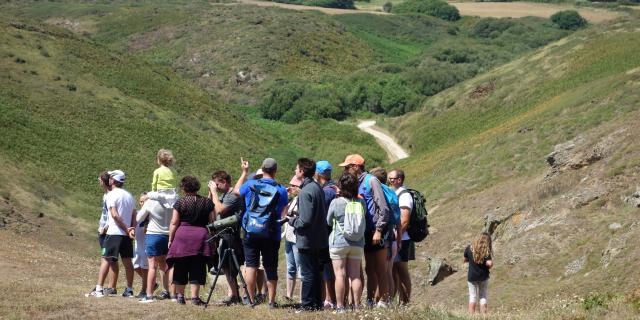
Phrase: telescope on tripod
[{"left": 203, "top": 214, "right": 251, "bottom": 308}]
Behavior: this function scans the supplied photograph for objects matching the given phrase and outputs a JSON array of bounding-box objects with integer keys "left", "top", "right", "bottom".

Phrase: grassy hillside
[
  {"left": 0, "top": 17, "right": 384, "bottom": 224},
  {"left": 2, "top": 0, "right": 374, "bottom": 104},
  {"left": 380, "top": 12, "right": 640, "bottom": 317}
]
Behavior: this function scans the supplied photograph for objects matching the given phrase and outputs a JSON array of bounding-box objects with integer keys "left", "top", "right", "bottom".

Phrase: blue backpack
[
  {"left": 242, "top": 180, "right": 281, "bottom": 238},
  {"left": 364, "top": 174, "right": 400, "bottom": 227}
]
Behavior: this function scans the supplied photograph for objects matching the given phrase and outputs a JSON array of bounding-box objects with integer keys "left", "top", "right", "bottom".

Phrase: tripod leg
[
  {"left": 230, "top": 249, "right": 250, "bottom": 302},
  {"left": 204, "top": 249, "right": 229, "bottom": 309}
]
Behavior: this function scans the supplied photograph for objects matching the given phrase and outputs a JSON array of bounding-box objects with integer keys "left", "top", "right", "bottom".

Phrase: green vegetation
[
  {"left": 1, "top": 1, "right": 373, "bottom": 105},
  {"left": 260, "top": 14, "right": 570, "bottom": 122},
  {"left": 551, "top": 10, "right": 588, "bottom": 30},
  {"left": 270, "top": 0, "right": 356, "bottom": 9},
  {"left": 582, "top": 292, "right": 612, "bottom": 310},
  {"left": 393, "top": 0, "right": 460, "bottom": 21},
  {"left": 0, "top": 17, "right": 384, "bottom": 222},
  {"left": 1, "top": 1, "right": 573, "bottom": 124},
  {"left": 385, "top": 15, "right": 640, "bottom": 201}
]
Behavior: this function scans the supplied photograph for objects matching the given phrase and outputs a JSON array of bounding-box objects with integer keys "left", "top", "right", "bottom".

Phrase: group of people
[{"left": 86, "top": 149, "right": 494, "bottom": 314}]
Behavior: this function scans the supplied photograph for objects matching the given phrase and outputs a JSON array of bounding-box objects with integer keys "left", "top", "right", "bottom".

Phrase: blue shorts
[{"left": 145, "top": 234, "right": 169, "bottom": 257}]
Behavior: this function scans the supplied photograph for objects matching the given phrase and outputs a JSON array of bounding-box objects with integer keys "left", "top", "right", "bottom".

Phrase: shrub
[
  {"left": 551, "top": 10, "right": 587, "bottom": 30},
  {"left": 472, "top": 18, "right": 516, "bottom": 38},
  {"left": 383, "top": 1, "right": 393, "bottom": 12},
  {"left": 393, "top": 0, "right": 461, "bottom": 21}
]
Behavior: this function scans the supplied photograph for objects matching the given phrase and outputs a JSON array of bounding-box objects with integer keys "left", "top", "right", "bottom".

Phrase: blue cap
[{"left": 316, "top": 160, "right": 332, "bottom": 176}]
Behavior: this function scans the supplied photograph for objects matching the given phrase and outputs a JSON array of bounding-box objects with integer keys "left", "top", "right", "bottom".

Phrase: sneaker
[
  {"left": 323, "top": 300, "right": 335, "bottom": 310},
  {"left": 171, "top": 295, "right": 178, "bottom": 302},
  {"left": 192, "top": 297, "right": 205, "bottom": 306},
  {"left": 139, "top": 296, "right": 156, "bottom": 303},
  {"left": 136, "top": 290, "right": 146, "bottom": 299},
  {"left": 366, "top": 299, "right": 375, "bottom": 308},
  {"left": 85, "top": 288, "right": 104, "bottom": 298},
  {"left": 268, "top": 301, "right": 278, "bottom": 309},
  {"left": 218, "top": 296, "right": 241, "bottom": 306},
  {"left": 177, "top": 294, "right": 186, "bottom": 305},
  {"left": 242, "top": 295, "right": 251, "bottom": 305},
  {"left": 158, "top": 290, "right": 171, "bottom": 300},
  {"left": 103, "top": 288, "right": 117, "bottom": 296},
  {"left": 122, "top": 288, "right": 135, "bottom": 298},
  {"left": 376, "top": 300, "right": 389, "bottom": 308},
  {"left": 255, "top": 293, "right": 265, "bottom": 304},
  {"left": 334, "top": 306, "right": 346, "bottom": 314}
]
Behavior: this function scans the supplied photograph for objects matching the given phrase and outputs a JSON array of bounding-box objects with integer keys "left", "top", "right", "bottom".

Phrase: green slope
[
  {"left": 0, "top": 18, "right": 384, "bottom": 222},
  {"left": 2, "top": 0, "right": 374, "bottom": 104},
  {"left": 387, "top": 14, "right": 640, "bottom": 201}
]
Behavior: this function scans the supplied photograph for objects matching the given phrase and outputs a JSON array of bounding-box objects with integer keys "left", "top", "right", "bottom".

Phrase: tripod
[{"left": 204, "top": 227, "right": 249, "bottom": 309}]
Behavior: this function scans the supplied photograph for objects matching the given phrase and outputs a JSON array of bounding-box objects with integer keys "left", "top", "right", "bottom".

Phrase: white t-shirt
[
  {"left": 105, "top": 188, "right": 135, "bottom": 236},
  {"left": 395, "top": 186, "right": 414, "bottom": 241}
]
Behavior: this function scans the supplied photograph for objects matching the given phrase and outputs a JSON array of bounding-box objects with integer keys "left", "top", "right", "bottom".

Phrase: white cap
[{"left": 108, "top": 170, "right": 125, "bottom": 183}]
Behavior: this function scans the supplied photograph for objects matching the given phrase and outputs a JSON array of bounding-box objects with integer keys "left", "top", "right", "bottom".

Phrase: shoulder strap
[{"left": 364, "top": 174, "right": 372, "bottom": 193}]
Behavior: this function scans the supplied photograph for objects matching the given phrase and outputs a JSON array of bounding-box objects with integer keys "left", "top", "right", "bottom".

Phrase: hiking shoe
[
  {"left": 85, "top": 288, "right": 104, "bottom": 298},
  {"left": 192, "top": 297, "right": 205, "bottom": 306},
  {"left": 177, "top": 294, "right": 186, "bottom": 305},
  {"left": 218, "top": 295, "right": 241, "bottom": 306},
  {"left": 136, "top": 290, "right": 146, "bottom": 299},
  {"left": 334, "top": 306, "right": 346, "bottom": 314},
  {"left": 122, "top": 288, "right": 135, "bottom": 298},
  {"left": 158, "top": 290, "right": 171, "bottom": 300},
  {"left": 139, "top": 296, "right": 155, "bottom": 303},
  {"left": 103, "top": 288, "right": 117, "bottom": 296}
]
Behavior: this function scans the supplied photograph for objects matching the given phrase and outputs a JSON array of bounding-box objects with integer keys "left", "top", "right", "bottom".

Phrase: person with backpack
[
  {"left": 464, "top": 232, "right": 493, "bottom": 315},
  {"left": 233, "top": 158, "right": 288, "bottom": 307},
  {"left": 388, "top": 169, "right": 415, "bottom": 305},
  {"left": 315, "top": 160, "right": 337, "bottom": 310},
  {"left": 286, "top": 158, "right": 328, "bottom": 311},
  {"left": 327, "top": 172, "right": 366, "bottom": 313},
  {"left": 339, "top": 154, "right": 391, "bottom": 308},
  {"left": 369, "top": 167, "right": 398, "bottom": 306}
]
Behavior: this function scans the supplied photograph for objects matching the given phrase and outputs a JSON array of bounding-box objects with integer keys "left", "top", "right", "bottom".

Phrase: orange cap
[{"left": 338, "top": 154, "right": 365, "bottom": 167}]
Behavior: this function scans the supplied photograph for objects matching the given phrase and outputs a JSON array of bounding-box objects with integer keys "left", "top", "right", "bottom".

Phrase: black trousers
[{"left": 298, "top": 247, "right": 328, "bottom": 310}]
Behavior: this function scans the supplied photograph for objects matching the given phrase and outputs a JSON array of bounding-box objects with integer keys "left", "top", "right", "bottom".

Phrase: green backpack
[{"left": 401, "top": 188, "right": 429, "bottom": 242}]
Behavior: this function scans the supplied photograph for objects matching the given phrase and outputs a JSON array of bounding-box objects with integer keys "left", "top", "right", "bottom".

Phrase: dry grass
[{"left": 449, "top": 2, "right": 621, "bottom": 23}]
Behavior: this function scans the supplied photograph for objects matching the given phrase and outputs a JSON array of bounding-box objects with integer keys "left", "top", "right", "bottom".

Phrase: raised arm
[{"left": 232, "top": 158, "right": 250, "bottom": 196}]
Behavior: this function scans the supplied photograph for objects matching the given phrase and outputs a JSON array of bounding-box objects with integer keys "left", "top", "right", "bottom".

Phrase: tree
[{"left": 551, "top": 10, "right": 587, "bottom": 30}]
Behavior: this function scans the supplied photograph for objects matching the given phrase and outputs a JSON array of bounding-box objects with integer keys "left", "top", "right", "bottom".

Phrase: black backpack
[{"left": 401, "top": 188, "right": 429, "bottom": 242}]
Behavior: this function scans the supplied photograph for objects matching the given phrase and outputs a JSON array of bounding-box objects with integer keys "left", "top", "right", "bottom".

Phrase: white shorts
[
  {"left": 329, "top": 246, "right": 364, "bottom": 260},
  {"left": 468, "top": 280, "right": 488, "bottom": 305}
]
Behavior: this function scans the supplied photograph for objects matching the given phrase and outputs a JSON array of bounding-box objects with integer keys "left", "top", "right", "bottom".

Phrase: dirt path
[
  {"left": 450, "top": 2, "right": 621, "bottom": 23},
  {"left": 357, "top": 120, "right": 409, "bottom": 163},
  {"left": 234, "top": 0, "right": 621, "bottom": 22},
  {"left": 234, "top": 0, "right": 388, "bottom": 15}
]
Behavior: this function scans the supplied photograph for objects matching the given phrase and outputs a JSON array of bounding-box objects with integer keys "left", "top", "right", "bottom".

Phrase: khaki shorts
[{"left": 329, "top": 246, "right": 364, "bottom": 260}]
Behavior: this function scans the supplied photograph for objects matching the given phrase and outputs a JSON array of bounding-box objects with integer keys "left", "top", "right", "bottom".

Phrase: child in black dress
[{"left": 463, "top": 232, "right": 493, "bottom": 314}]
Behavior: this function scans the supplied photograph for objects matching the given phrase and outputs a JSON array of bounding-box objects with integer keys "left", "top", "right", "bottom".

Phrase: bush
[
  {"left": 383, "top": 1, "right": 393, "bottom": 12},
  {"left": 472, "top": 18, "right": 516, "bottom": 38},
  {"left": 551, "top": 10, "right": 587, "bottom": 30},
  {"left": 393, "top": 0, "right": 461, "bottom": 21}
]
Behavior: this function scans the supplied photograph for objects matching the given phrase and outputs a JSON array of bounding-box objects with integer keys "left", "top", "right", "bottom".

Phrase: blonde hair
[
  {"left": 156, "top": 149, "right": 175, "bottom": 166},
  {"left": 471, "top": 232, "right": 492, "bottom": 264}
]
